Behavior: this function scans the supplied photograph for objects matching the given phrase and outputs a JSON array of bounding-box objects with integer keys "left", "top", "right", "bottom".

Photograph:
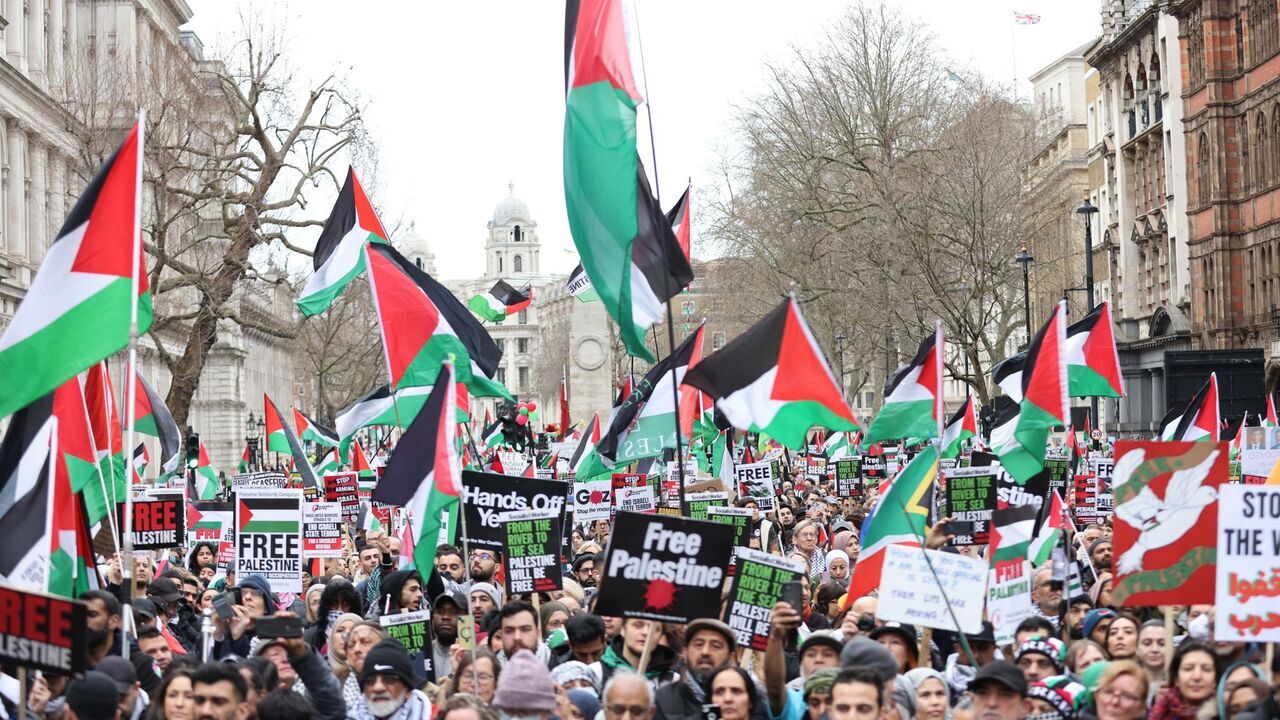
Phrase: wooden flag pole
[{"left": 635, "top": 620, "right": 660, "bottom": 676}]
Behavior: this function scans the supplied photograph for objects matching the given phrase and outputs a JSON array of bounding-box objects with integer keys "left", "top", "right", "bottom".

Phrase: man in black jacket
[{"left": 655, "top": 619, "right": 736, "bottom": 720}]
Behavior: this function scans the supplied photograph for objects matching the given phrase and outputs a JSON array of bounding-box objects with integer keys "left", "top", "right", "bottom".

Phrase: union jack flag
[{"left": 1013, "top": 11, "right": 1041, "bottom": 24}]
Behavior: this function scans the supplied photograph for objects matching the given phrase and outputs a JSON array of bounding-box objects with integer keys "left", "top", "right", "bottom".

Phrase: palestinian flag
[
  {"left": 842, "top": 450, "right": 936, "bottom": 605},
  {"left": 364, "top": 243, "right": 508, "bottom": 397},
  {"left": 237, "top": 495, "right": 300, "bottom": 535},
  {"left": 1006, "top": 301, "right": 1070, "bottom": 483},
  {"left": 480, "top": 420, "right": 504, "bottom": 450},
  {"left": 467, "top": 280, "right": 532, "bottom": 323},
  {"left": 351, "top": 440, "right": 376, "bottom": 491},
  {"left": 865, "top": 325, "right": 944, "bottom": 444},
  {"left": 0, "top": 123, "right": 151, "bottom": 420},
  {"left": 666, "top": 182, "right": 693, "bottom": 260},
  {"left": 315, "top": 447, "right": 341, "bottom": 475},
  {"left": 357, "top": 502, "right": 384, "bottom": 534},
  {"left": 456, "top": 383, "right": 471, "bottom": 424},
  {"left": 294, "top": 408, "right": 338, "bottom": 448},
  {"left": 823, "top": 431, "right": 852, "bottom": 461},
  {"left": 1030, "top": 490, "right": 1068, "bottom": 566},
  {"left": 84, "top": 362, "right": 125, "bottom": 519},
  {"left": 187, "top": 501, "right": 231, "bottom": 546},
  {"left": 1065, "top": 302, "right": 1124, "bottom": 398},
  {"left": 131, "top": 368, "right": 180, "bottom": 476},
  {"left": 335, "top": 384, "right": 432, "bottom": 455},
  {"left": 992, "top": 352, "right": 1026, "bottom": 403},
  {"left": 1159, "top": 373, "right": 1219, "bottom": 442},
  {"left": 989, "top": 503, "right": 1038, "bottom": 566},
  {"left": 941, "top": 395, "right": 979, "bottom": 460},
  {"left": 563, "top": 0, "right": 693, "bottom": 362},
  {"left": 131, "top": 443, "right": 148, "bottom": 484},
  {"left": 590, "top": 325, "right": 706, "bottom": 474},
  {"left": 0, "top": 393, "right": 56, "bottom": 591},
  {"left": 1263, "top": 394, "right": 1277, "bottom": 428},
  {"left": 568, "top": 413, "right": 600, "bottom": 474},
  {"left": 192, "top": 441, "right": 220, "bottom": 501},
  {"left": 51, "top": 380, "right": 101, "bottom": 597},
  {"left": 565, "top": 263, "right": 599, "bottom": 302},
  {"left": 374, "top": 364, "right": 462, "bottom": 572},
  {"left": 238, "top": 445, "right": 251, "bottom": 473},
  {"left": 683, "top": 298, "right": 858, "bottom": 450},
  {"left": 264, "top": 394, "right": 319, "bottom": 489},
  {"left": 53, "top": 376, "right": 112, "bottom": 528},
  {"left": 297, "top": 167, "right": 389, "bottom": 316},
  {"left": 711, "top": 428, "right": 736, "bottom": 484}
]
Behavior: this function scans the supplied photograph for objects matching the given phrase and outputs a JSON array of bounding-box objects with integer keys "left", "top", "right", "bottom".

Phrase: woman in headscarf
[
  {"left": 904, "top": 668, "right": 950, "bottom": 720},
  {"left": 824, "top": 549, "right": 850, "bottom": 585}
]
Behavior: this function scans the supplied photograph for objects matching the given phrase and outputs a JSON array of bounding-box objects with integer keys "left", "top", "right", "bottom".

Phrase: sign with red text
[
  {"left": 1216, "top": 485, "right": 1280, "bottom": 641},
  {"left": 119, "top": 492, "right": 185, "bottom": 550},
  {"left": 323, "top": 472, "right": 360, "bottom": 522},
  {"left": 0, "top": 584, "right": 87, "bottom": 674},
  {"left": 303, "top": 502, "right": 344, "bottom": 558}
]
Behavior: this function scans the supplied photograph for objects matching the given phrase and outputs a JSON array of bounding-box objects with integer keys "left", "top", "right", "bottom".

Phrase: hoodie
[{"left": 366, "top": 571, "right": 421, "bottom": 620}]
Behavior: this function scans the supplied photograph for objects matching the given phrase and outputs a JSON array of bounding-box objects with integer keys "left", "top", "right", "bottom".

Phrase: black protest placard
[
  {"left": 735, "top": 462, "right": 776, "bottom": 511},
  {"left": 595, "top": 511, "right": 735, "bottom": 623},
  {"left": 721, "top": 548, "right": 805, "bottom": 651},
  {"left": 1041, "top": 459, "right": 1073, "bottom": 497},
  {"left": 835, "top": 459, "right": 863, "bottom": 499},
  {"left": 942, "top": 467, "right": 998, "bottom": 546},
  {"left": 323, "top": 472, "right": 360, "bottom": 522},
  {"left": 707, "top": 506, "right": 753, "bottom": 547},
  {"left": 460, "top": 471, "right": 566, "bottom": 551},
  {"left": 687, "top": 492, "right": 729, "bottom": 520},
  {"left": 378, "top": 609, "right": 436, "bottom": 683},
  {"left": 0, "top": 585, "right": 87, "bottom": 675},
  {"left": 861, "top": 455, "right": 886, "bottom": 483},
  {"left": 499, "top": 509, "right": 563, "bottom": 595},
  {"left": 119, "top": 492, "right": 185, "bottom": 550},
  {"left": 997, "top": 466, "right": 1049, "bottom": 512}
]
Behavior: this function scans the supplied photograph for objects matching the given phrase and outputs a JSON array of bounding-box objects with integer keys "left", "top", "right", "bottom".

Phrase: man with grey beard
[{"left": 349, "top": 640, "right": 432, "bottom": 720}]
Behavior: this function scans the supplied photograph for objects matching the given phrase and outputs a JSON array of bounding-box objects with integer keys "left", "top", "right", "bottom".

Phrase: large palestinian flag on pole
[
  {"left": 85, "top": 362, "right": 125, "bottom": 518},
  {"left": 51, "top": 380, "right": 101, "bottom": 597},
  {"left": 941, "top": 394, "right": 978, "bottom": 460},
  {"left": 1003, "top": 301, "right": 1070, "bottom": 484},
  {"left": 568, "top": 413, "right": 600, "bottom": 474},
  {"left": 294, "top": 408, "right": 338, "bottom": 448},
  {"left": 192, "top": 441, "right": 220, "bottom": 501},
  {"left": 364, "top": 243, "right": 508, "bottom": 398},
  {"left": 0, "top": 123, "right": 151, "bottom": 420},
  {"left": 1065, "top": 302, "right": 1124, "bottom": 398},
  {"left": 865, "top": 325, "right": 944, "bottom": 444},
  {"left": 374, "top": 364, "right": 462, "bottom": 572},
  {"left": 563, "top": 0, "right": 693, "bottom": 362},
  {"left": 0, "top": 393, "right": 56, "bottom": 591},
  {"left": 297, "top": 167, "right": 389, "bottom": 316},
  {"left": 131, "top": 367, "right": 180, "bottom": 477},
  {"left": 842, "top": 450, "right": 936, "bottom": 606},
  {"left": 55, "top": 376, "right": 112, "bottom": 526},
  {"left": 468, "top": 280, "right": 532, "bottom": 323},
  {"left": 264, "top": 394, "right": 319, "bottom": 489},
  {"left": 335, "top": 384, "right": 432, "bottom": 456},
  {"left": 684, "top": 298, "right": 858, "bottom": 449},
  {"left": 1159, "top": 373, "right": 1219, "bottom": 442},
  {"left": 666, "top": 183, "right": 693, "bottom": 260}
]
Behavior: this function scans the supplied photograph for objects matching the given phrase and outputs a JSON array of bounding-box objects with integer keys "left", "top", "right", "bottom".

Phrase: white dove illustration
[{"left": 1114, "top": 449, "right": 1219, "bottom": 575}]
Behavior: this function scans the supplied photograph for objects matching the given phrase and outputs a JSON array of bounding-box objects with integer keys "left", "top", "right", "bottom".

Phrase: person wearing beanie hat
[
  {"left": 803, "top": 667, "right": 840, "bottom": 708},
  {"left": 839, "top": 637, "right": 899, "bottom": 685},
  {"left": 354, "top": 639, "right": 432, "bottom": 719},
  {"left": 1082, "top": 608, "right": 1117, "bottom": 646},
  {"left": 468, "top": 582, "right": 502, "bottom": 617},
  {"left": 96, "top": 655, "right": 147, "bottom": 720},
  {"left": 492, "top": 648, "right": 558, "bottom": 717},
  {"left": 1026, "top": 676, "right": 1083, "bottom": 719},
  {"left": 64, "top": 671, "right": 121, "bottom": 720},
  {"left": 1016, "top": 639, "right": 1066, "bottom": 683}
]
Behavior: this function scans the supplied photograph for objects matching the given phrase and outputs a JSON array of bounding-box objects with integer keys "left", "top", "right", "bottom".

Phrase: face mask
[{"left": 1188, "top": 613, "right": 1210, "bottom": 642}]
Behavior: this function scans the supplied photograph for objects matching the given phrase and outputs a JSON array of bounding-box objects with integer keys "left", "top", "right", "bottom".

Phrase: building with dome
[{"left": 445, "top": 184, "right": 615, "bottom": 430}]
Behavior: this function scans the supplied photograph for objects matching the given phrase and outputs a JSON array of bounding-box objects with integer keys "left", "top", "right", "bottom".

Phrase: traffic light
[{"left": 186, "top": 431, "right": 200, "bottom": 470}]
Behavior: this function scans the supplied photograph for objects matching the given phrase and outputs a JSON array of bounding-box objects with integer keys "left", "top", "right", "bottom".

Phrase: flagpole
[
  {"left": 892, "top": 492, "right": 977, "bottom": 668},
  {"left": 119, "top": 110, "right": 146, "bottom": 658},
  {"left": 631, "top": 0, "right": 689, "bottom": 516}
]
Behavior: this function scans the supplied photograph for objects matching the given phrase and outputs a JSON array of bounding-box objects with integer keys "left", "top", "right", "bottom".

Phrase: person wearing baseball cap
[
  {"left": 967, "top": 660, "right": 1031, "bottom": 719},
  {"left": 868, "top": 621, "right": 918, "bottom": 672},
  {"left": 63, "top": 671, "right": 121, "bottom": 720},
  {"left": 354, "top": 639, "right": 432, "bottom": 719},
  {"left": 655, "top": 618, "right": 738, "bottom": 717},
  {"left": 785, "top": 632, "right": 845, "bottom": 693},
  {"left": 96, "top": 656, "right": 148, "bottom": 720}
]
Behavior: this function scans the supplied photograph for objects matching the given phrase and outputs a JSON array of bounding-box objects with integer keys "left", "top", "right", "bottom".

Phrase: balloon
[
  {"left": 519, "top": 407, "right": 530, "bottom": 416},
  {"left": 529, "top": 411, "right": 540, "bottom": 421},
  {"left": 527, "top": 402, "right": 538, "bottom": 412},
  {"left": 515, "top": 414, "right": 529, "bottom": 426}
]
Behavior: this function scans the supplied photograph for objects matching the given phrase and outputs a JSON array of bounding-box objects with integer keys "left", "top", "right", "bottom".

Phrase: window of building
[
  {"left": 514, "top": 255, "right": 523, "bottom": 273},
  {"left": 518, "top": 309, "right": 528, "bottom": 325},
  {"left": 498, "top": 255, "right": 503, "bottom": 273},
  {"left": 863, "top": 392, "right": 874, "bottom": 408},
  {"left": 1272, "top": 106, "right": 1280, "bottom": 179},
  {"left": 1188, "top": 8, "right": 1206, "bottom": 87},
  {"left": 517, "top": 366, "right": 529, "bottom": 391},
  {"left": 495, "top": 338, "right": 505, "bottom": 354},
  {"left": 681, "top": 300, "right": 694, "bottom": 317},
  {"left": 1242, "top": 116, "right": 1251, "bottom": 192},
  {"left": 517, "top": 338, "right": 529, "bottom": 354},
  {"left": 496, "top": 367, "right": 507, "bottom": 387},
  {"left": 1258, "top": 112, "right": 1269, "bottom": 186},
  {"left": 711, "top": 331, "right": 726, "bottom": 350},
  {"left": 513, "top": 225, "right": 522, "bottom": 242},
  {"left": 1250, "top": 0, "right": 1280, "bottom": 66}
]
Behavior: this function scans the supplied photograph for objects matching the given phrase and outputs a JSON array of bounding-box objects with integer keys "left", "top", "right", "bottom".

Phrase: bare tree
[
  {"left": 61, "top": 23, "right": 369, "bottom": 428},
  {"left": 298, "top": 277, "right": 382, "bottom": 423}
]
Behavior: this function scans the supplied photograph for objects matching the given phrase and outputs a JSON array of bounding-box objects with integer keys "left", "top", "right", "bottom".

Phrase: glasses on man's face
[
  {"left": 606, "top": 704, "right": 649, "bottom": 718},
  {"left": 470, "top": 551, "right": 495, "bottom": 562}
]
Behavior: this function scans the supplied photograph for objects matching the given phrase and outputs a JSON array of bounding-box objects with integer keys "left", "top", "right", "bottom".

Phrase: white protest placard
[
  {"left": 573, "top": 480, "right": 613, "bottom": 523},
  {"left": 1240, "top": 449, "right": 1280, "bottom": 482},
  {"left": 231, "top": 471, "right": 288, "bottom": 489},
  {"left": 303, "top": 502, "right": 344, "bottom": 558},
  {"left": 234, "top": 487, "right": 303, "bottom": 594},
  {"left": 877, "top": 545, "right": 986, "bottom": 633},
  {"left": 616, "top": 485, "right": 656, "bottom": 514},
  {"left": 735, "top": 461, "right": 776, "bottom": 511},
  {"left": 1216, "top": 485, "right": 1280, "bottom": 641},
  {"left": 498, "top": 451, "right": 530, "bottom": 476},
  {"left": 987, "top": 558, "right": 1033, "bottom": 647}
]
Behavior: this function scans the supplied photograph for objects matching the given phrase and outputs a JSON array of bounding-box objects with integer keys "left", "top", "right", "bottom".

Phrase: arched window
[
  {"left": 1242, "top": 115, "right": 1251, "bottom": 191},
  {"left": 1198, "top": 133, "right": 1211, "bottom": 206},
  {"left": 1258, "top": 112, "right": 1269, "bottom": 185},
  {"left": 513, "top": 225, "right": 522, "bottom": 242},
  {"left": 498, "top": 255, "right": 503, "bottom": 273},
  {"left": 1271, "top": 105, "right": 1280, "bottom": 176},
  {"left": 1136, "top": 64, "right": 1148, "bottom": 92},
  {"left": 1124, "top": 73, "right": 1134, "bottom": 100},
  {"left": 415, "top": 257, "right": 423, "bottom": 270},
  {"left": 1150, "top": 53, "right": 1161, "bottom": 83},
  {"left": 513, "top": 255, "right": 523, "bottom": 273}
]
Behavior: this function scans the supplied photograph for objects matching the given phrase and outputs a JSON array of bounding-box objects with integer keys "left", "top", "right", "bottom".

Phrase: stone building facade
[{"left": 1171, "top": 0, "right": 1280, "bottom": 393}]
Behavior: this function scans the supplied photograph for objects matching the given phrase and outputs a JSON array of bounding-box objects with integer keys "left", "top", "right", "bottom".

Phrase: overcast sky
[{"left": 185, "top": 1, "right": 1100, "bottom": 282}]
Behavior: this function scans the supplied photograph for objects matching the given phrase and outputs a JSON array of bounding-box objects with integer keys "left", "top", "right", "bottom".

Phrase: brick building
[{"left": 1172, "top": 0, "right": 1280, "bottom": 393}]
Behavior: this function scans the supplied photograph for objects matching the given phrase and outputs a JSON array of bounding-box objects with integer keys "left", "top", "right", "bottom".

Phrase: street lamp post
[
  {"left": 245, "top": 413, "right": 260, "bottom": 472},
  {"left": 1077, "top": 199, "right": 1100, "bottom": 433},
  {"left": 257, "top": 416, "right": 266, "bottom": 469},
  {"left": 1014, "top": 246, "right": 1035, "bottom": 341},
  {"left": 835, "top": 334, "right": 847, "bottom": 403}
]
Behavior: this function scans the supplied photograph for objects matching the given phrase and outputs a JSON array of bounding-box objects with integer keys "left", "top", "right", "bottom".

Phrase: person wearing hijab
[
  {"left": 824, "top": 550, "right": 850, "bottom": 584},
  {"left": 905, "top": 667, "right": 951, "bottom": 720}
]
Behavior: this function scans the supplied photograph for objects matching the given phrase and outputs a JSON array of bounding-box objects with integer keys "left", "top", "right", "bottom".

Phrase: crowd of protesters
[{"left": 15, "top": 465, "right": 1280, "bottom": 720}]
